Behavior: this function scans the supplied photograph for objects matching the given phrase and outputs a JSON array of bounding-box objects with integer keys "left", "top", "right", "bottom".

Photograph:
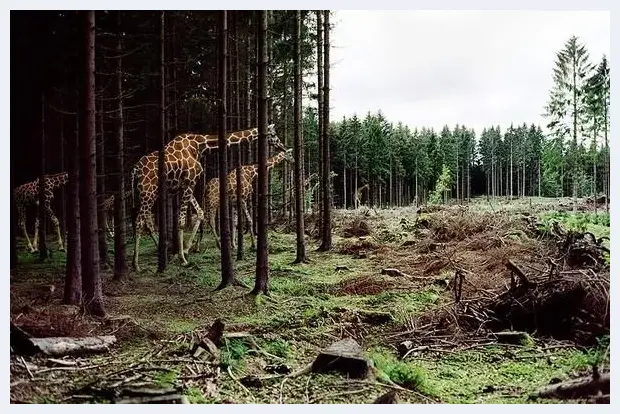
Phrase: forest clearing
[
  {"left": 9, "top": 10, "right": 610, "bottom": 406},
  {"left": 10, "top": 197, "right": 610, "bottom": 403}
]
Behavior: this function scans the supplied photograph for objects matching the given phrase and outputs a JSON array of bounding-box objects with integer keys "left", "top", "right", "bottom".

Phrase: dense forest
[{"left": 10, "top": 10, "right": 610, "bottom": 405}]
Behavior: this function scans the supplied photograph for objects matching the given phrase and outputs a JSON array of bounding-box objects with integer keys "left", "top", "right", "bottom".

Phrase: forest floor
[{"left": 9, "top": 196, "right": 610, "bottom": 404}]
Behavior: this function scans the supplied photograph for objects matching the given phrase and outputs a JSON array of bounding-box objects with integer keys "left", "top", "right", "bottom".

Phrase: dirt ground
[{"left": 9, "top": 197, "right": 610, "bottom": 404}]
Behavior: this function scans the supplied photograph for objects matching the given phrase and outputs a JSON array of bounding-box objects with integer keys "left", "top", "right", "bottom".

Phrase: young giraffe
[
  {"left": 101, "top": 190, "right": 134, "bottom": 238},
  {"left": 200, "top": 148, "right": 293, "bottom": 250},
  {"left": 355, "top": 183, "right": 369, "bottom": 209},
  {"left": 130, "top": 124, "right": 286, "bottom": 271},
  {"left": 13, "top": 172, "right": 68, "bottom": 252}
]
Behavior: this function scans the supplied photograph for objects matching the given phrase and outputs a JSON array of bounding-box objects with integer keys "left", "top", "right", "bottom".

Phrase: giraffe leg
[
  {"left": 43, "top": 203, "right": 65, "bottom": 251},
  {"left": 242, "top": 200, "right": 255, "bottom": 249},
  {"left": 33, "top": 216, "right": 40, "bottom": 252},
  {"left": 133, "top": 201, "right": 155, "bottom": 272},
  {"left": 204, "top": 209, "right": 220, "bottom": 252},
  {"left": 18, "top": 207, "right": 36, "bottom": 253},
  {"left": 231, "top": 207, "right": 237, "bottom": 249},
  {"left": 182, "top": 192, "right": 205, "bottom": 257}
]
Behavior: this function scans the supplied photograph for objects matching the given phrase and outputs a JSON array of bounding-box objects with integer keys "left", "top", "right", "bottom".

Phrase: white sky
[{"left": 329, "top": 10, "right": 610, "bottom": 135}]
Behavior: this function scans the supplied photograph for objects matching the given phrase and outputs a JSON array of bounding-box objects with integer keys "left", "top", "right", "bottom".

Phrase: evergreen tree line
[{"left": 293, "top": 35, "right": 609, "bottom": 210}]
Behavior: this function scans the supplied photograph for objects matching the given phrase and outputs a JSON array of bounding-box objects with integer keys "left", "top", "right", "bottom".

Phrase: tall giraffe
[
  {"left": 200, "top": 148, "right": 293, "bottom": 250},
  {"left": 14, "top": 172, "right": 68, "bottom": 252},
  {"left": 355, "top": 183, "right": 369, "bottom": 209},
  {"left": 131, "top": 124, "right": 286, "bottom": 271}
]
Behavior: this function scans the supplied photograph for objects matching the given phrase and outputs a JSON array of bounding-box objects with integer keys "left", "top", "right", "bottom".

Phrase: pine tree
[{"left": 544, "top": 36, "right": 593, "bottom": 209}]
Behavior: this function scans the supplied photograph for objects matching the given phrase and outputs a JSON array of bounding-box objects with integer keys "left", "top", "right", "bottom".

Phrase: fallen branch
[
  {"left": 531, "top": 372, "right": 610, "bottom": 400},
  {"left": 29, "top": 336, "right": 117, "bottom": 356}
]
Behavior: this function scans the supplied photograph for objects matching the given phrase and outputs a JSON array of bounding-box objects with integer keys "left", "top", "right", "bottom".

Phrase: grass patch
[
  {"left": 369, "top": 347, "right": 427, "bottom": 391},
  {"left": 153, "top": 370, "right": 179, "bottom": 387},
  {"left": 417, "top": 346, "right": 600, "bottom": 403},
  {"left": 537, "top": 210, "right": 610, "bottom": 243}
]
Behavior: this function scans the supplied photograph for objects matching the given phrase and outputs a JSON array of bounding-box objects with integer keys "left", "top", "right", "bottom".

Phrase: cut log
[
  {"left": 493, "top": 331, "right": 535, "bottom": 346},
  {"left": 29, "top": 335, "right": 117, "bottom": 356},
  {"left": 311, "top": 338, "right": 370, "bottom": 379},
  {"left": 191, "top": 337, "right": 220, "bottom": 360},
  {"left": 381, "top": 268, "right": 409, "bottom": 277},
  {"left": 532, "top": 372, "right": 610, "bottom": 400},
  {"left": 114, "top": 387, "right": 189, "bottom": 404}
]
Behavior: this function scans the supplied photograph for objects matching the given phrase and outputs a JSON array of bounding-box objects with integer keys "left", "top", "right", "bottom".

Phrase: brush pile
[{"left": 397, "top": 215, "right": 610, "bottom": 347}]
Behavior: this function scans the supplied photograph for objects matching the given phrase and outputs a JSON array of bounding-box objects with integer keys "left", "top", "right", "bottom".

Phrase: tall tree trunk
[
  {"left": 97, "top": 94, "right": 108, "bottom": 268},
  {"left": 80, "top": 10, "right": 105, "bottom": 316},
  {"left": 10, "top": 161, "right": 17, "bottom": 268},
  {"left": 59, "top": 102, "right": 66, "bottom": 240},
  {"left": 252, "top": 10, "right": 270, "bottom": 295},
  {"left": 170, "top": 15, "right": 180, "bottom": 255},
  {"left": 216, "top": 10, "right": 235, "bottom": 290},
  {"left": 292, "top": 10, "right": 307, "bottom": 264},
  {"left": 65, "top": 87, "right": 81, "bottom": 304},
  {"left": 316, "top": 11, "right": 324, "bottom": 230},
  {"left": 113, "top": 10, "right": 127, "bottom": 281},
  {"left": 343, "top": 156, "right": 347, "bottom": 208},
  {"left": 234, "top": 13, "right": 245, "bottom": 260},
  {"left": 593, "top": 129, "right": 598, "bottom": 216},
  {"left": 267, "top": 11, "right": 275, "bottom": 224},
  {"left": 319, "top": 10, "right": 332, "bottom": 251},
  {"left": 38, "top": 92, "right": 48, "bottom": 260},
  {"left": 282, "top": 63, "right": 289, "bottom": 221},
  {"left": 157, "top": 11, "right": 168, "bottom": 272}
]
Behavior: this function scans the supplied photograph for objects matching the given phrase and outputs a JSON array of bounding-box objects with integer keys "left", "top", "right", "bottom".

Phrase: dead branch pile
[
  {"left": 425, "top": 210, "right": 516, "bottom": 243},
  {"left": 403, "top": 262, "right": 609, "bottom": 347},
  {"left": 342, "top": 218, "right": 372, "bottom": 238},
  {"left": 332, "top": 275, "right": 402, "bottom": 296},
  {"left": 337, "top": 238, "right": 382, "bottom": 256},
  {"left": 526, "top": 219, "right": 610, "bottom": 271}
]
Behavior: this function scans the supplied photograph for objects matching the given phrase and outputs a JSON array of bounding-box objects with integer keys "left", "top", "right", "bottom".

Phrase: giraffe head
[{"left": 266, "top": 124, "right": 287, "bottom": 152}]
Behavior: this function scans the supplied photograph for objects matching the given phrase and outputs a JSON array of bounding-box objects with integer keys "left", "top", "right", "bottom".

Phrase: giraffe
[
  {"left": 200, "top": 148, "right": 293, "bottom": 250},
  {"left": 131, "top": 124, "right": 286, "bottom": 271},
  {"left": 354, "top": 183, "right": 369, "bottom": 209},
  {"left": 101, "top": 190, "right": 134, "bottom": 239},
  {"left": 13, "top": 172, "right": 68, "bottom": 253}
]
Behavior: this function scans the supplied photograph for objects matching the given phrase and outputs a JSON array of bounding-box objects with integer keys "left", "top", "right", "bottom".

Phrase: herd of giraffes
[{"left": 13, "top": 124, "right": 291, "bottom": 271}]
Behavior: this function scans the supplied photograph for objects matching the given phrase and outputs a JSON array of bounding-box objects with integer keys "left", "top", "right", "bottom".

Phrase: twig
[
  {"left": 279, "top": 377, "right": 288, "bottom": 404},
  {"left": 227, "top": 365, "right": 255, "bottom": 402},
  {"left": 20, "top": 356, "right": 34, "bottom": 379}
]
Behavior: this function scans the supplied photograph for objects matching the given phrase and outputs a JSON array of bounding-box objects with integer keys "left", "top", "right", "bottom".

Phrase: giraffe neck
[
  {"left": 193, "top": 128, "right": 259, "bottom": 156},
  {"left": 47, "top": 172, "right": 69, "bottom": 189},
  {"left": 227, "top": 128, "right": 258, "bottom": 146}
]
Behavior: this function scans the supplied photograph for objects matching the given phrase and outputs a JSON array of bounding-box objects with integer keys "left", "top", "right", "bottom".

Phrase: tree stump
[{"left": 311, "top": 338, "right": 370, "bottom": 378}]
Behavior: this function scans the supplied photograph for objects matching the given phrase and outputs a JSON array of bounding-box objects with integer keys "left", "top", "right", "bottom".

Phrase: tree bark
[
  {"left": 169, "top": 15, "right": 180, "bottom": 256},
  {"left": 252, "top": 10, "right": 270, "bottom": 295},
  {"left": 157, "top": 11, "right": 168, "bottom": 273},
  {"left": 319, "top": 10, "right": 332, "bottom": 251},
  {"left": 97, "top": 94, "right": 108, "bottom": 268},
  {"left": 292, "top": 10, "right": 307, "bottom": 264},
  {"left": 10, "top": 161, "right": 17, "bottom": 268},
  {"left": 80, "top": 10, "right": 105, "bottom": 317},
  {"left": 216, "top": 10, "right": 235, "bottom": 290},
  {"left": 234, "top": 13, "right": 244, "bottom": 260},
  {"left": 113, "top": 10, "right": 127, "bottom": 281},
  {"left": 316, "top": 11, "right": 324, "bottom": 230},
  {"left": 38, "top": 92, "right": 48, "bottom": 261}
]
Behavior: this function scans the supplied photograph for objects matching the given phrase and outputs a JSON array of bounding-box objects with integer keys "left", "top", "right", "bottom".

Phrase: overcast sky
[{"left": 329, "top": 10, "right": 610, "bottom": 135}]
